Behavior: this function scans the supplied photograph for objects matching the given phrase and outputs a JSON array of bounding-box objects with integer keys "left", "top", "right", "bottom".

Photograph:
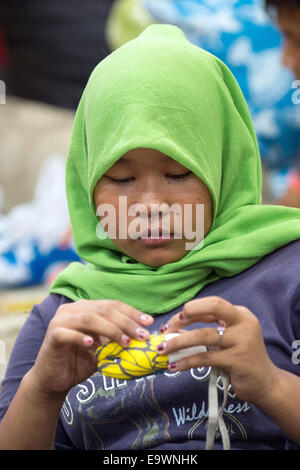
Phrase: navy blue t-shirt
[{"left": 1, "top": 240, "right": 300, "bottom": 450}]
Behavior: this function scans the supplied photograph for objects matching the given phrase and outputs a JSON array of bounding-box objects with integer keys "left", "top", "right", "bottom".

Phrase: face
[
  {"left": 277, "top": 7, "right": 300, "bottom": 78},
  {"left": 93, "top": 148, "right": 213, "bottom": 267}
]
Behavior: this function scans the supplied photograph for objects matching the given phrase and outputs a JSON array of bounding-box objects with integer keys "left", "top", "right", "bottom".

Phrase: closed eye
[
  {"left": 105, "top": 177, "right": 134, "bottom": 184},
  {"left": 167, "top": 171, "right": 192, "bottom": 179},
  {"left": 105, "top": 171, "right": 192, "bottom": 184}
]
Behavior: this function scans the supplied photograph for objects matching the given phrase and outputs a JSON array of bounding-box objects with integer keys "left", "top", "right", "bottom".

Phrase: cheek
[
  {"left": 94, "top": 190, "right": 122, "bottom": 231},
  {"left": 95, "top": 194, "right": 139, "bottom": 238},
  {"left": 94, "top": 187, "right": 118, "bottom": 211},
  {"left": 172, "top": 196, "right": 212, "bottom": 238}
]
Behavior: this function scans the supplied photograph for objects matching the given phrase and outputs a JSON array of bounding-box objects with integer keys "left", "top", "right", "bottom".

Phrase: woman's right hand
[{"left": 29, "top": 299, "right": 153, "bottom": 399}]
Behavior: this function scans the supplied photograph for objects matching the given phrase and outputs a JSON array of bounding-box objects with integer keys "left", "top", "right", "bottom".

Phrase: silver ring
[{"left": 216, "top": 323, "right": 226, "bottom": 347}]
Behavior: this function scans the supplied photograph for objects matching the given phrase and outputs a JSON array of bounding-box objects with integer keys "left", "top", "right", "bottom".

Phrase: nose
[
  {"left": 137, "top": 191, "right": 170, "bottom": 219},
  {"left": 131, "top": 178, "right": 171, "bottom": 220},
  {"left": 135, "top": 176, "right": 168, "bottom": 202}
]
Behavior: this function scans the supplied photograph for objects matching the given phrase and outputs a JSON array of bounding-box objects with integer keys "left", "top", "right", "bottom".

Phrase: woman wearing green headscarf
[{"left": 1, "top": 24, "right": 300, "bottom": 451}]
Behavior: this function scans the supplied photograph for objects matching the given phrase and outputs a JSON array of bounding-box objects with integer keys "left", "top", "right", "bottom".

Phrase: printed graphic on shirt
[{"left": 61, "top": 367, "right": 250, "bottom": 450}]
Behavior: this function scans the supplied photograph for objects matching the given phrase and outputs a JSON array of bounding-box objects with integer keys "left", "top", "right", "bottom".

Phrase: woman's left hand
[{"left": 158, "top": 296, "right": 280, "bottom": 406}]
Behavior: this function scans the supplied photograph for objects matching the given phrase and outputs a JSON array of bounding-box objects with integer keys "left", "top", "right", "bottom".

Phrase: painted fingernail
[
  {"left": 159, "top": 324, "right": 168, "bottom": 333},
  {"left": 136, "top": 328, "right": 149, "bottom": 339},
  {"left": 168, "top": 362, "right": 178, "bottom": 370},
  {"left": 140, "top": 314, "right": 152, "bottom": 322},
  {"left": 179, "top": 312, "right": 184, "bottom": 321},
  {"left": 156, "top": 341, "right": 167, "bottom": 352},
  {"left": 121, "top": 335, "right": 131, "bottom": 346},
  {"left": 83, "top": 336, "right": 94, "bottom": 346}
]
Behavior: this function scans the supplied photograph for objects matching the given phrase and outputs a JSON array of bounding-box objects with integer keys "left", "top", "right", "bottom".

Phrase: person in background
[
  {"left": 106, "top": 0, "right": 300, "bottom": 207},
  {"left": 0, "top": 0, "right": 114, "bottom": 110},
  {"left": 265, "top": 0, "right": 300, "bottom": 207}
]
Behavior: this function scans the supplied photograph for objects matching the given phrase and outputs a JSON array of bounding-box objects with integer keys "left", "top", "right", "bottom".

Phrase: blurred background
[{"left": 0, "top": 0, "right": 300, "bottom": 381}]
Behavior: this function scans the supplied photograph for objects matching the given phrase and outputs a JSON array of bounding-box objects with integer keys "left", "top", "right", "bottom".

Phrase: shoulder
[
  {"left": 33, "top": 293, "right": 74, "bottom": 329},
  {"left": 8, "top": 293, "right": 74, "bottom": 363},
  {"left": 231, "top": 239, "right": 300, "bottom": 314},
  {"left": 247, "top": 239, "right": 300, "bottom": 279},
  {"left": 205, "top": 239, "right": 300, "bottom": 305},
  {"left": 264, "top": 239, "right": 300, "bottom": 264},
  {"left": 3, "top": 294, "right": 73, "bottom": 382},
  {"left": 248, "top": 239, "right": 300, "bottom": 293}
]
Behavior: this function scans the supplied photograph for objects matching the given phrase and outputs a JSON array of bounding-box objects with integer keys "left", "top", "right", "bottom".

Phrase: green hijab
[{"left": 49, "top": 24, "right": 300, "bottom": 314}]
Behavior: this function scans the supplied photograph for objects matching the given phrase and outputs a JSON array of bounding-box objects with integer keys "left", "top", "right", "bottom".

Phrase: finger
[
  {"left": 102, "top": 307, "right": 151, "bottom": 342},
  {"left": 80, "top": 313, "right": 133, "bottom": 347},
  {"left": 165, "top": 310, "right": 216, "bottom": 333},
  {"left": 53, "top": 309, "right": 150, "bottom": 347},
  {"left": 52, "top": 313, "right": 130, "bottom": 348},
  {"left": 50, "top": 326, "right": 95, "bottom": 349},
  {"left": 59, "top": 300, "right": 154, "bottom": 329},
  {"left": 180, "top": 296, "right": 241, "bottom": 326},
  {"left": 99, "top": 335, "right": 110, "bottom": 345},
  {"left": 157, "top": 327, "right": 232, "bottom": 356},
  {"left": 168, "top": 348, "right": 231, "bottom": 372},
  {"left": 75, "top": 301, "right": 154, "bottom": 341},
  {"left": 92, "top": 300, "right": 154, "bottom": 326}
]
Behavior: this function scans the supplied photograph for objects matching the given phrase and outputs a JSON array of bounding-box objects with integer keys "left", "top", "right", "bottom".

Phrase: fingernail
[
  {"left": 140, "top": 314, "right": 152, "bottom": 322},
  {"left": 136, "top": 328, "right": 149, "bottom": 339},
  {"left": 156, "top": 341, "right": 167, "bottom": 352},
  {"left": 83, "top": 336, "right": 94, "bottom": 346},
  {"left": 121, "top": 334, "right": 131, "bottom": 346},
  {"left": 179, "top": 312, "right": 184, "bottom": 321},
  {"left": 159, "top": 324, "right": 168, "bottom": 333},
  {"left": 168, "top": 362, "right": 178, "bottom": 370}
]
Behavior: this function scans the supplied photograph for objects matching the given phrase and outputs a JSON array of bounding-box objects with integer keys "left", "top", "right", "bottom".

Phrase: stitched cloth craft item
[
  {"left": 49, "top": 24, "right": 300, "bottom": 314},
  {"left": 95, "top": 334, "right": 169, "bottom": 380},
  {"left": 95, "top": 332, "right": 230, "bottom": 450}
]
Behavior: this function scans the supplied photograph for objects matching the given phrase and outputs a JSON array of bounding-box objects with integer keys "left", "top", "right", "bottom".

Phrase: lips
[{"left": 138, "top": 227, "right": 174, "bottom": 239}]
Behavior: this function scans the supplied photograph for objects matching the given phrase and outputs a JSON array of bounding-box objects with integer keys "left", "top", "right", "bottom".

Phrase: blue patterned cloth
[{"left": 145, "top": 0, "right": 300, "bottom": 176}]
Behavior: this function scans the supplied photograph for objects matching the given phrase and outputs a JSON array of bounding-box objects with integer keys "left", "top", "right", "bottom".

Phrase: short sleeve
[{"left": 0, "top": 294, "right": 75, "bottom": 449}]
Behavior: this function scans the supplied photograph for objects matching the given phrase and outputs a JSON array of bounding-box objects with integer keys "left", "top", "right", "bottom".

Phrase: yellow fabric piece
[{"left": 95, "top": 334, "right": 168, "bottom": 379}]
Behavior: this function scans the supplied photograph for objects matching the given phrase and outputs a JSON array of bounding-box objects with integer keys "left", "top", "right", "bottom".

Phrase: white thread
[{"left": 165, "top": 333, "right": 230, "bottom": 450}]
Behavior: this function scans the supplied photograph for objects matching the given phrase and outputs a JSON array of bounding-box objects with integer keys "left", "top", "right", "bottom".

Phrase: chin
[{"left": 140, "top": 252, "right": 184, "bottom": 267}]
